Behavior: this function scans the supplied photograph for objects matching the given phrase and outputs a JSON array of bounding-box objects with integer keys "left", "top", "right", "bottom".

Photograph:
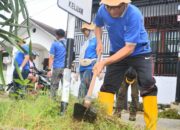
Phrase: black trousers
[
  {"left": 101, "top": 53, "right": 157, "bottom": 97},
  {"left": 117, "top": 79, "right": 139, "bottom": 114}
]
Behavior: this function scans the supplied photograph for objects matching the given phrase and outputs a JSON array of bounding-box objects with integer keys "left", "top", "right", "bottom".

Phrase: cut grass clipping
[
  {"left": 0, "top": 95, "right": 135, "bottom": 130},
  {"left": 159, "top": 109, "right": 180, "bottom": 119}
]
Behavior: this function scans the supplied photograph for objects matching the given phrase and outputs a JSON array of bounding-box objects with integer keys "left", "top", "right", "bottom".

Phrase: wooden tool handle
[{"left": 86, "top": 54, "right": 101, "bottom": 97}]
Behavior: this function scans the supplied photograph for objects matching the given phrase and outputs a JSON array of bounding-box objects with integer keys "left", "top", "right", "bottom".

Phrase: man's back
[
  {"left": 50, "top": 40, "right": 66, "bottom": 69},
  {"left": 14, "top": 44, "right": 29, "bottom": 70}
]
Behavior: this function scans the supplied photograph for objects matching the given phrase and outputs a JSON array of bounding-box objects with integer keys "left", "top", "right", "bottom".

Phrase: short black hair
[{"left": 55, "top": 29, "right": 65, "bottom": 37}]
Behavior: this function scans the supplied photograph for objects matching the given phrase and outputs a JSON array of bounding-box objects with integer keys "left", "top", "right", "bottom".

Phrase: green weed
[{"left": 0, "top": 95, "right": 134, "bottom": 130}]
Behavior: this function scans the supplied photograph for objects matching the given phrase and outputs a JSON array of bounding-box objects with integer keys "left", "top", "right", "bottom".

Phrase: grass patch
[
  {"left": 0, "top": 95, "right": 135, "bottom": 130},
  {"left": 159, "top": 109, "right": 180, "bottom": 119}
]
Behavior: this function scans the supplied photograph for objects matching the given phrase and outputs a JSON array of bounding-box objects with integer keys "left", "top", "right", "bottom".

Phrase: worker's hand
[
  {"left": 84, "top": 96, "right": 93, "bottom": 108},
  {"left": 93, "top": 60, "right": 106, "bottom": 76},
  {"left": 47, "top": 71, "right": 52, "bottom": 77},
  {"left": 96, "top": 42, "right": 103, "bottom": 56},
  {"left": 19, "top": 66, "right": 23, "bottom": 72}
]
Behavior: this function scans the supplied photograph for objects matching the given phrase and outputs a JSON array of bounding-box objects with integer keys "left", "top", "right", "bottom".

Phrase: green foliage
[
  {"left": 0, "top": 0, "right": 30, "bottom": 49},
  {"left": 0, "top": 96, "right": 134, "bottom": 130},
  {"left": 0, "top": 51, "right": 5, "bottom": 85},
  {"left": 159, "top": 109, "right": 180, "bottom": 119},
  {"left": 14, "top": 79, "right": 33, "bottom": 88},
  {"left": 0, "top": 0, "right": 30, "bottom": 85}
]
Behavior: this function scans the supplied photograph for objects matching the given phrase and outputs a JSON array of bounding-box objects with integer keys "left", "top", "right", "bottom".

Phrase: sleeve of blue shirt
[
  {"left": 22, "top": 44, "right": 29, "bottom": 55},
  {"left": 124, "top": 11, "right": 142, "bottom": 44},
  {"left": 94, "top": 6, "right": 104, "bottom": 27},
  {"left": 50, "top": 42, "right": 55, "bottom": 56}
]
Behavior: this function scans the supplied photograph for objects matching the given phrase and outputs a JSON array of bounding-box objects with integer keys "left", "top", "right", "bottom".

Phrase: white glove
[{"left": 19, "top": 66, "right": 23, "bottom": 72}]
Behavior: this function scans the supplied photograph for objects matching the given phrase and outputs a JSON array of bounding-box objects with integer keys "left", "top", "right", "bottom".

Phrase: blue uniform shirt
[
  {"left": 80, "top": 37, "right": 97, "bottom": 72},
  {"left": 50, "top": 39, "right": 66, "bottom": 69},
  {"left": 95, "top": 4, "right": 151, "bottom": 56},
  {"left": 14, "top": 44, "right": 29, "bottom": 70}
]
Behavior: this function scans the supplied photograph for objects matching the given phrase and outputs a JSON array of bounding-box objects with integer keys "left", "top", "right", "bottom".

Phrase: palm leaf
[
  {"left": 0, "top": 1, "right": 10, "bottom": 12},
  {"left": 0, "top": 43, "right": 12, "bottom": 57},
  {"left": 0, "top": 28, "right": 25, "bottom": 42},
  {"left": 0, "top": 29, "right": 23, "bottom": 41},
  {"left": 19, "top": 0, "right": 27, "bottom": 20},
  {"left": 19, "top": 0, "right": 30, "bottom": 36},
  {"left": 14, "top": 61, "right": 23, "bottom": 81},
  {"left": 0, "top": 22, "right": 28, "bottom": 28},
  {"left": 14, "top": 79, "right": 23, "bottom": 85},
  {"left": 9, "top": 16, "right": 14, "bottom": 33},
  {"left": 0, "top": 0, "right": 9, "bottom": 6},
  {"left": 0, "top": 17, "right": 14, "bottom": 28},
  {"left": 29, "top": 40, "right": 32, "bottom": 56},
  {"left": 0, "top": 0, "right": 31, "bottom": 84},
  {"left": 0, "top": 14, "right": 8, "bottom": 21},
  {"left": 23, "top": 79, "right": 30, "bottom": 85},
  {"left": 0, "top": 52, "right": 5, "bottom": 85},
  {"left": 9, "top": 1, "right": 17, "bottom": 34},
  {"left": 0, "top": 33, "right": 24, "bottom": 53},
  {"left": 14, "top": 0, "right": 20, "bottom": 35},
  {"left": 9, "top": 0, "right": 16, "bottom": 21}
]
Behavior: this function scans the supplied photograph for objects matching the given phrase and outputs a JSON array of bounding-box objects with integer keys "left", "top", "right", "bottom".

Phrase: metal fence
[
  {"left": 73, "top": 0, "right": 180, "bottom": 76},
  {"left": 148, "top": 29, "right": 179, "bottom": 76},
  {"left": 133, "top": 0, "right": 180, "bottom": 76}
]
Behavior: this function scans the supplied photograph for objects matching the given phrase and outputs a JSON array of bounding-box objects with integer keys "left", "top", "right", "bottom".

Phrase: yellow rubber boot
[
  {"left": 143, "top": 96, "right": 158, "bottom": 130},
  {"left": 98, "top": 91, "right": 114, "bottom": 115}
]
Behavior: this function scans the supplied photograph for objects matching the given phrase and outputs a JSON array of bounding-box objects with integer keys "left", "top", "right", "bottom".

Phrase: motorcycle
[
  {"left": 6, "top": 69, "right": 51, "bottom": 96},
  {"left": 35, "top": 69, "right": 51, "bottom": 92}
]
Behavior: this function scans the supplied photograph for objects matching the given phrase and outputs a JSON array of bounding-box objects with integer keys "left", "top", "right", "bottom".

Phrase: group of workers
[{"left": 13, "top": 0, "right": 158, "bottom": 130}]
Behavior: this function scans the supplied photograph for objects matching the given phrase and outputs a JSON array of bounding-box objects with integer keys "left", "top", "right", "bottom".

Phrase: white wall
[
  {"left": 5, "top": 47, "right": 17, "bottom": 84},
  {"left": 155, "top": 76, "right": 177, "bottom": 104},
  {"left": 32, "top": 47, "right": 48, "bottom": 70},
  {"left": 30, "top": 27, "right": 54, "bottom": 51},
  {"left": 126, "top": 76, "right": 177, "bottom": 104},
  {"left": 69, "top": 75, "right": 177, "bottom": 104},
  {"left": 18, "top": 22, "right": 55, "bottom": 51}
]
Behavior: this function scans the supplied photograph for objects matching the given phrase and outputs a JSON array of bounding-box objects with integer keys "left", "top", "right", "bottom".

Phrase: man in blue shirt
[
  {"left": 13, "top": 39, "right": 30, "bottom": 98},
  {"left": 76, "top": 23, "right": 97, "bottom": 100},
  {"left": 94, "top": 0, "right": 157, "bottom": 130},
  {"left": 48, "top": 29, "right": 66, "bottom": 99}
]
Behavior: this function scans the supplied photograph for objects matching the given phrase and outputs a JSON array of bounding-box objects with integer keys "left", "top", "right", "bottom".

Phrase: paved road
[{"left": 121, "top": 113, "right": 180, "bottom": 130}]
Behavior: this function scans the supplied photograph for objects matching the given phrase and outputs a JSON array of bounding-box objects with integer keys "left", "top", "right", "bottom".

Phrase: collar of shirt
[{"left": 120, "top": 4, "right": 129, "bottom": 18}]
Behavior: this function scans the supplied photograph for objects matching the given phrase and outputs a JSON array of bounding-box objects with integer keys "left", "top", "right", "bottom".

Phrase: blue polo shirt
[
  {"left": 95, "top": 4, "right": 151, "bottom": 56},
  {"left": 80, "top": 37, "right": 97, "bottom": 72},
  {"left": 50, "top": 39, "right": 66, "bottom": 69},
  {"left": 14, "top": 44, "right": 29, "bottom": 70}
]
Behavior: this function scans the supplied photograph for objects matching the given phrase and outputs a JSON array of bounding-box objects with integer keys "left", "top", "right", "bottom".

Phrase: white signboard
[
  {"left": 178, "top": 15, "right": 180, "bottom": 22},
  {"left": 178, "top": 5, "right": 180, "bottom": 10},
  {"left": 57, "top": 0, "right": 93, "bottom": 23}
]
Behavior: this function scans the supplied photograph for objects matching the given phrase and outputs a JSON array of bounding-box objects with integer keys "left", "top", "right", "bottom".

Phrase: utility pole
[
  {"left": 57, "top": 0, "right": 93, "bottom": 115},
  {"left": 175, "top": 43, "right": 180, "bottom": 102},
  {"left": 175, "top": 5, "right": 180, "bottom": 103},
  {"left": 60, "top": 14, "right": 75, "bottom": 115}
]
